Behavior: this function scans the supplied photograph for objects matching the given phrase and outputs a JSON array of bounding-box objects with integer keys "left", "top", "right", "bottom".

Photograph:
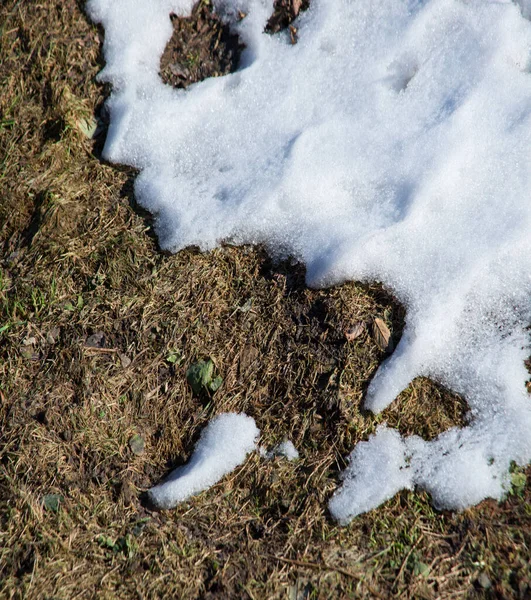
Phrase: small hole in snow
[{"left": 386, "top": 54, "right": 419, "bottom": 93}]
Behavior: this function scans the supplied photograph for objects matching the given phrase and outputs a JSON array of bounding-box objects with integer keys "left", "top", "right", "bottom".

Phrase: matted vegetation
[{"left": 1, "top": 1, "right": 530, "bottom": 598}]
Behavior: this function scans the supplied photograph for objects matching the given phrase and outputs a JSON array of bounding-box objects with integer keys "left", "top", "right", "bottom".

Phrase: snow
[
  {"left": 148, "top": 413, "right": 259, "bottom": 509},
  {"left": 88, "top": 0, "right": 531, "bottom": 522},
  {"left": 329, "top": 426, "right": 413, "bottom": 525},
  {"left": 261, "top": 439, "right": 300, "bottom": 461}
]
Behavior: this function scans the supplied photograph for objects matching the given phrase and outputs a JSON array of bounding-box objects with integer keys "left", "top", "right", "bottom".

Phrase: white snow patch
[
  {"left": 88, "top": 0, "right": 531, "bottom": 522},
  {"left": 329, "top": 426, "right": 413, "bottom": 525},
  {"left": 148, "top": 412, "right": 259, "bottom": 509},
  {"left": 262, "top": 439, "right": 300, "bottom": 461}
]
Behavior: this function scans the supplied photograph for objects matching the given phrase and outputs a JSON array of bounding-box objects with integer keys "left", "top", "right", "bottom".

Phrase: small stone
[
  {"left": 46, "top": 327, "right": 61, "bottom": 344},
  {"left": 129, "top": 434, "right": 145, "bottom": 456},
  {"left": 477, "top": 572, "right": 492, "bottom": 589},
  {"left": 85, "top": 332, "right": 106, "bottom": 348},
  {"left": 119, "top": 353, "right": 132, "bottom": 368}
]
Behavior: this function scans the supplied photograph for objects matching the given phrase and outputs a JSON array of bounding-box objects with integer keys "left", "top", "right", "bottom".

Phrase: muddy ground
[{"left": 1, "top": 1, "right": 530, "bottom": 598}]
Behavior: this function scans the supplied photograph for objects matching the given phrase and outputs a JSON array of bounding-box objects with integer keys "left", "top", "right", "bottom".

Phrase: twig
[
  {"left": 392, "top": 533, "right": 424, "bottom": 591},
  {"left": 266, "top": 554, "right": 385, "bottom": 599},
  {"left": 83, "top": 346, "right": 119, "bottom": 353}
]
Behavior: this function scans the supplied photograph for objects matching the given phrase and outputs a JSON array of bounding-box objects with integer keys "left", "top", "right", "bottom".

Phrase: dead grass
[{"left": 0, "top": 0, "right": 530, "bottom": 598}]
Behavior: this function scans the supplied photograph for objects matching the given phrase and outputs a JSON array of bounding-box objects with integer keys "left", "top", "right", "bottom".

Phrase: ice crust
[
  {"left": 88, "top": 0, "right": 531, "bottom": 522},
  {"left": 148, "top": 413, "right": 259, "bottom": 509}
]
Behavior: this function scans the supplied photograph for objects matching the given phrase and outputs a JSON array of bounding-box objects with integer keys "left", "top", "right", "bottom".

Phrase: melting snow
[
  {"left": 88, "top": 0, "right": 531, "bottom": 522},
  {"left": 261, "top": 439, "right": 300, "bottom": 461},
  {"left": 148, "top": 413, "right": 259, "bottom": 509}
]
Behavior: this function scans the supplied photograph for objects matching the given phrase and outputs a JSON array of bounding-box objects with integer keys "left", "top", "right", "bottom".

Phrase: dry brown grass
[{"left": 1, "top": 1, "right": 530, "bottom": 598}]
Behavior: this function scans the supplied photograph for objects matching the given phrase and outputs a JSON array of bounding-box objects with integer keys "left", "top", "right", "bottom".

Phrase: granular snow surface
[
  {"left": 148, "top": 413, "right": 259, "bottom": 509},
  {"left": 88, "top": 0, "right": 531, "bottom": 522}
]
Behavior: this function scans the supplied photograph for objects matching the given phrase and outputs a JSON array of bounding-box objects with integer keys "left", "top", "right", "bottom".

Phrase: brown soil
[
  {"left": 266, "top": 0, "right": 310, "bottom": 35},
  {"left": 160, "top": 1, "right": 243, "bottom": 89}
]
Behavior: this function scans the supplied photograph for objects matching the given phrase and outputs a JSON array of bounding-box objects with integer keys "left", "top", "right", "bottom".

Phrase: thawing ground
[{"left": 88, "top": 0, "right": 531, "bottom": 522}]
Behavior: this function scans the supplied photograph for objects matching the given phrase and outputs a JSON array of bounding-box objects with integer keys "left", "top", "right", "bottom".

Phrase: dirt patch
[
  {"left": 159, "top": 0, "right": 311, "bottom": 90},
  {"left": 160, "top": 1, "right": 243, "bottom": 89},
  {"left": 266, "top": 0, "right": 310, "bottom": 35}
]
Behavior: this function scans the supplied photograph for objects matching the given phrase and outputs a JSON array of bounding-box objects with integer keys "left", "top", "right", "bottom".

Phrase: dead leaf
[
  {"left": 372, "top": 317, "right": 394, "bottom": 353},
  {"left": 292, "top": 0, "right": 303, "bottom": 17},
  {"left": 76, "top": 116, "right": 98, "bottom": 139},
  {"left": 119, "top": 352, "right": 132, "bottom": 368},
  {"left": 239, "top": 344, "right": 259, "bottom": 375},
  {"left": 120, "top": 478, "right": 135, "bottom": 506},
  {"left": 289, "top": 25, "right": 298, "bottom": 44},
  {"left": 345, "top": 322, "right": 365, "bottom": 342}
]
